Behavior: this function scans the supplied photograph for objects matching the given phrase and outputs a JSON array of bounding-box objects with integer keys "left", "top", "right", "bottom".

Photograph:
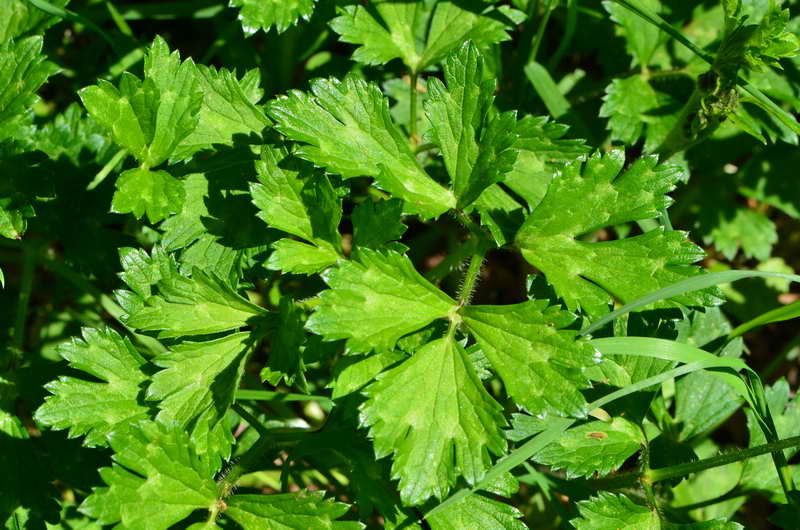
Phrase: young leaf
[
  {"left": 534, "top": 417, "right": 644, "bottom": 478},
  {"left": 515, "top": 149, "right": 721, "bottom": 317},
  {"left": 306, "top": 249, "right": 457, "bottom": 353},
  {"left": 147, "top": 332, "right": 252, "bottom": 428},
  {"left": 268, "top": 76, "right": 455, "bottom": 217},
  {"left": 330, "top": 0, "right": 523, "bottom": 73},
  {"left": 35, "top": 328, "right": 150, "bottom": 447},
  {"left": 460, "top": 300, "right": 598, "bottom": 418},
  {"left": 79, "top": 421, "right": 219, "bottom": 528},
  {"left": 111, "top": 168, "right": 185, "bottom": 223},
  {"left": 80, "top": 37, "right": 202, "bottom": 169},
  {"left": 230, "top": 0, "right": 317, "bottom": 35},
  {"left": 426, "top": 42, "right": 518, "bottom": 208},
  {"left": 360, "top": 337, "right": 507, "bottom": 505},
  {"left": 225, "top": 492, "right": 363, "bottom": 529}
]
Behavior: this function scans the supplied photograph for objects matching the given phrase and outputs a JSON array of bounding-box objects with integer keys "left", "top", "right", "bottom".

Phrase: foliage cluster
[{"left": 3, "top": 0, "right": 800, "bottom": 528}]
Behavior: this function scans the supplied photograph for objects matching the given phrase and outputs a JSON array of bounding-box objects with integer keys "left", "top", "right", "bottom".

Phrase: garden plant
[{"left": 4, "top": 0, "right": 800, "bottom": 528}]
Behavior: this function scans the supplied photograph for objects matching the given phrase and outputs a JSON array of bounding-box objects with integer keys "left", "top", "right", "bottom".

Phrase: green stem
[
  {"left": 424, "top": 237, "right": 477, "bottom": 285},
  {"left": 13, "top": 244, "right": 37, "bottom": 352},
  {"left": 547, "top": 0, "right": 578, "bottom": 70},
  {"left": 528, "top": 0, "right": 556, "bottom": 64},
  {"left": 87, "top": 149, "right": 127, "bottom": 190},
  {"left": 457, "top": 244, "right": 487, "bottom": 307},
  {"left": 588, "top": 435, "right": 800, "bottom": 490},
  {"left": 409, "top": 72, "right": 419, "bottom": 143},
  {"left": 232, "top": 402, "right": 272, "bottom": 439},
  {"left": 236, "top": 389, "right": 333, "bottom": 407}
]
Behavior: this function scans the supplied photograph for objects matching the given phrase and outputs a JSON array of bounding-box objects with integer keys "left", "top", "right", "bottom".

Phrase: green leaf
[
  {"left": 352, "top": 198, "right": 407, "bottom": 251},
  {"left": 360, "top": 337, "right": 506, "bottom": 505},
  {"left": 31, "top": 103, "right": 113, "bottom": 166},
  {"left": 330, "top": 0, "right": 524, "bottom": 73},
  {"left": 460, "top": 300, "right": 598, "bottom": 418},
  {"left": 266, "top": 238, "right": 341, "bottom": 275},
  {"left": 330, "top": 350, "right": 408, "bottom": 400},
  {"left": 570, "top": 492, "right": 743, "bottom": 529},
  {"left": 515, "top": 149, "right": 720, "bottom": 317},
  {"left": 504, "top": 115, "right": 590, "bottom": 210},
  {"left": 0, "top": 0, "right": 69, "bottom": 41},
  {"left": 426, "top": 42, "right": 518, "bottom": 208},
  {"left": 251, "top": 145, "right": 341, "bottom": 251},
  {"left": 0, "top": 36, "right": 58, "bottom": 142},
  {"left": 111, "top": 168, "right": 185, "bottom": 223},
  {"left": 225, "top": 492, "right": 363, "bottom": 529},
  {"left": 172, "top": 65, "right": 270, "bottom": 160},
  {"left": 79, "top": 421, "right": 218, "bottom": 529},
  {"left": 147, "top": 332, "right": 251, "bottom": 428},
  {"left": 230, "top": 0, "right": 317, "bottom": 35},
  {"left": 306, "top": 249, "right": 456, "bottom": 353},
  {"left": 426, "top": 491, "right": 526, "bottom": 530},
  {"left": 35, "top": 328, "right": 150, "bottom": 447},
  {"left": 79, "top": 36, "right": 202, "bottom": 168},
  {"left": 261, "top": 298, "right": 307, "bottom": 391},
  {"left": 600, "top": 76, "right": 659, "bottom": 146},
  {"left": 121, "top": 262, "right": 267, "bottom": 339},
  {"left": 268, "top": 76, "right": 455, "bottom": 217},
  {"left": 604, "top": 0, "right": 663, "bottom": 67},
  {"left": 704, "top": 207, "right": 777, "bottom": 262},
  {"left": 534, "top": 417, "right": 644, "bottom": 478}
]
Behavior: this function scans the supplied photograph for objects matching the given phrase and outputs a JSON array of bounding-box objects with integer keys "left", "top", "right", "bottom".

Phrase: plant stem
[
  {"left": 589, "top": 435, "right": 800, "bottom": 490},
  {"left": 457, "top": 244, "right": 486, "bottom": 307},
  {"left": 13, "top": 244, "right": 37, "bottom": 351},
  {"left": 236, "top": 389, "right": 333, "bottom": 407},
  {"left": 87, "top": 148, "right": 127, "bottom": 190},
  {"left": 409, "top": 72, "right": 419, "bottom": 143},
  {"left": 529, "top": 0, "right": 555, "bottom": 64}
]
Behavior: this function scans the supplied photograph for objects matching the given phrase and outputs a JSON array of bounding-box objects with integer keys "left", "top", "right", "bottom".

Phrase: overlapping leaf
[
  {"left": 0, "top": 36, "right": 57, "bottom": 141},
  {"left": 360, "top": 337, "right": 506, "bottom": 505},
  {"left": 534, "top": 417, "right": 644, "bottom": 478},
  {"left": 147, "top": 332, "right": 251, "bottom": 428},
  {"left": 117, "top": 249, "right": 267, "bottom": 338},
  {"left": 460, "top": 300, "right": 598, "bottom": 418},
  {"left": 516, "top": 149, "right": 721, "bottom": 317},
  {"left": 268, "top": 75, "right": 455, "bottom": 217},
  {"left": 426, "top": 42, "right": 517, "bottom": 208},
  {"left": 251, "top": 145, "right": 342, "bottom": 273}
]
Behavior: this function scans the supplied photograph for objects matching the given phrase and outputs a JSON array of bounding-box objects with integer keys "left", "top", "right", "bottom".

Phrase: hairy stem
[{"left": 457, "top": 244, "right": 486, "bottom": 307}]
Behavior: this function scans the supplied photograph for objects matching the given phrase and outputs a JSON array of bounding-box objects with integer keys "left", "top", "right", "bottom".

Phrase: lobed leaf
[
  {"left": 230, "top": 0, "right": 317, "bottom": 35},
  {"left": 268, "top": 75, "right": 455, "bottom": 217},
  {"left": 306, "top": 249, "right": 457, "bottom": 353},
  {"left": 35, "top": 328, "right": 150, "bottom": 447},
  {"left": 516, "top": 149, "right": 721, "bottom": 317},
  {"left": 360, "top": 337, "right": 507, "bottom": 505},
  {"left": 461, "top": 300, "right": 598, "bottom": 418},
  {"left": 426, "top": 41, "right": 518, "bottom": 208}
]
